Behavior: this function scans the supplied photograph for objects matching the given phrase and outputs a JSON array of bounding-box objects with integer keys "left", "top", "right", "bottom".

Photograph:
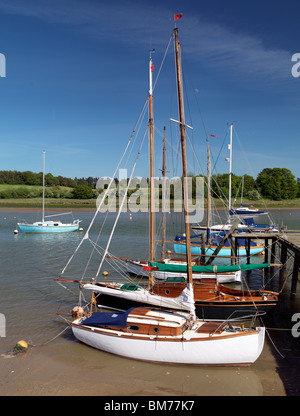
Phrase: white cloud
[{"left": 0, "top": 0, "right": 291, "bottom": 84}]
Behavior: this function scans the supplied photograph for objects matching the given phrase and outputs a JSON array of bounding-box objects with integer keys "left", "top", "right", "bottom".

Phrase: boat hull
[
  {"left": 72, "top": 323, "right": 265, "bottom": 366},
  {"left": 17, "top": 223, "right": 79, "bottom": 233},
  {"left": 174, "top": 243, "right": 264, "bottom": 257},
  {"left": 97, "top": 292, "right": 276, "bottom": 321},
  {"left": 126, "top": 260, "right": 241, "bottom": 283}
]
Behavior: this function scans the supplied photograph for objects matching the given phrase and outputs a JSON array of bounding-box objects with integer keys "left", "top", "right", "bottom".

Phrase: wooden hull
[
  {"left": 152, "top": 279, "right": 278, "bottom": 320},
  {"left": 97, "top": 292, "right": 276, "bottom": 321},
  {"left": 93, "top": 277, "right": 278, "bottom": 321}
]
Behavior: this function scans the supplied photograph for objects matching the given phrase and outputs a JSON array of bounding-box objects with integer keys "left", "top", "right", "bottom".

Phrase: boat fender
[{"left": 102, "top": 271, "right": 109, "bottom": 277}]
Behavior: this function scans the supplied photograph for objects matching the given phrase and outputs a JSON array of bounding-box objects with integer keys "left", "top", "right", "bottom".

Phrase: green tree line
[
  {"left": 210, "top": 168, "right": 299, "bottom": 200},
  {"left": 0, "top": 170, "right": 98, "bottom": 188},
  {"left": 0, "top": 167, "right": 299, "bottom": 200}
]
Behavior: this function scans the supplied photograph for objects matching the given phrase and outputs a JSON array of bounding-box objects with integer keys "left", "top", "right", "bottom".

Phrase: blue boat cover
[
  {"left": 81, "top": 307, "right": 138, "bottom": 328},
  {"left": 242, "top": 217, "right": 269, "bottom": 228}
]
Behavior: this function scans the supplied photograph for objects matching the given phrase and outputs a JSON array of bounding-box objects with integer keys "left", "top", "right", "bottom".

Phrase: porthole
[
  {"left": 128, "top": 325, "right": 139, "bottom": 331},
  {"left": 165, "top": 290, "right": 170, "bottom": 295},
  {"left": 153, "top": 327, "right": 159, "bottom": 333}
]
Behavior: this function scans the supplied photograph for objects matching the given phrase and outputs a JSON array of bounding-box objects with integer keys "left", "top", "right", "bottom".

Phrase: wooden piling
[
  {"left": 291, "top": 254, "right": 300, "bottom": 299},
  {"left": 231, "top": 232, "right": 300, "bottom": 298}
]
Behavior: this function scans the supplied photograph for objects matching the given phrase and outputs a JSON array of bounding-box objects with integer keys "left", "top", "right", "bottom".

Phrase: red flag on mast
[{"left": 174, "top": 13, "right": 182, "bottom": 22}]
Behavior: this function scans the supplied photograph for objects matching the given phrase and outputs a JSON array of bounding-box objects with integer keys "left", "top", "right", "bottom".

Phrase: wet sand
[{"left": 0, "top": 336, "right": 286, "bottom": 396}]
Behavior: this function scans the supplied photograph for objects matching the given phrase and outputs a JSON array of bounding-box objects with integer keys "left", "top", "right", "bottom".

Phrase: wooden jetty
[
  {"left": 231, "top": 231, "right": 300, "bottom": 298},
  {"left": 159, "top": 225, "right": 300, "bottom": 298}
]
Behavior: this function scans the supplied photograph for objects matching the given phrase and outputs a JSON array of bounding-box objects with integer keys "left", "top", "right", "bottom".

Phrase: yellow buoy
[{"left": 14, "top": 340, "right": 28, "bottom": 353}]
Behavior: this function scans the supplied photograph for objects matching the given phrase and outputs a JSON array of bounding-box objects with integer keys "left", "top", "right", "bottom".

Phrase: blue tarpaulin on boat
[
  {"left": 242, "top": 217, "right": 268, "bottom": 228},
  {"left": 81, "top": 307, "right": 138, "bottom": 328}
]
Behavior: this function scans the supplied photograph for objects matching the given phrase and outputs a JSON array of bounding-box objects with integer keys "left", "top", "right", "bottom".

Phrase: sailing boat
[
  {"left": 176, "top": 124, "right": 268, "bottom": 257},
  {"left": 69, "top": 22, "right": 265, "bottom": 365},
  {"left": 122, "top": 130, "right": 241, "bottom": 283},
  {"left": 192, "top": 123, "right": 279, "bottom": 237},
  {"left": 79, "top": 261, "right": 279, "bottom": 321},
  {"left": 57, "top": 21, "right": 278, "bottom": 323},
  {"left": 17, "top": 151, "right": 81, "bottom": 233}
]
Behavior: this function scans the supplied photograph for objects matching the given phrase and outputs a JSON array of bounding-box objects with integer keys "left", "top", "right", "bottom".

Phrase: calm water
[{"left": 0, "top": 209, "right": 300, "bottom": 396}]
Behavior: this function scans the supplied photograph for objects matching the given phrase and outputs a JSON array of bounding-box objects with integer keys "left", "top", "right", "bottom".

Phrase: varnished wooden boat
[
  {"left": 71, "top": 306, "right": 265, "bottom": 366},
  {"left": 93, "top": 276, "right": 278, "bottom": 321},
  {"left": 152, "top": 277, "right": 278, "bottom": 320}
]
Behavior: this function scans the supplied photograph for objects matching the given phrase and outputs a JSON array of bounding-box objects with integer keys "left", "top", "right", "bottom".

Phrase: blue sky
[{"left": 0, "top": 0, "right": 299, "bottom": 181}]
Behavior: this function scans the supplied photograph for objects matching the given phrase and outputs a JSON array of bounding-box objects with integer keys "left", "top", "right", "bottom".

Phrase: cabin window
[
  {"left": 165, "top": 290, "right": 170, "bottom": 295},
  {"left": 54, "top": 223, "right": 59, "bottom": 226},
  {"left": 153, "top": 327, "right": 159, "bottom": 334},
  {"left": 128, "top": 325, "right": 139, "bottom": 332}
]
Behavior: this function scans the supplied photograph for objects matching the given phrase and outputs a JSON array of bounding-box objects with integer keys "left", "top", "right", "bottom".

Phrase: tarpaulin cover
[
  {"left": 149, "top": 262, "right": 271, "bottom": 273},
  {"left": 81, "top": 307, "right": 137, "bottom": 328}
]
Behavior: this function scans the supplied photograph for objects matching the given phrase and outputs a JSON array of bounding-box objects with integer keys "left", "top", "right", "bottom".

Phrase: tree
[
  {"left": 72, "top": 184, "right": 94, "bottom": 199},
  {"left": 256, "top": 168, "right": 298, "bottom": 200},
  {"left": 45, "top": 173, "right": 59, "bottom": 187},
  {"left": 22, "top": 170, "right": 41, "bottom": 186},
  {"left": 210, "top": 173, "right": 256, "bottom": 200},
  {"left": 247, "top": 190, "right": 260, "bottom": 200}
]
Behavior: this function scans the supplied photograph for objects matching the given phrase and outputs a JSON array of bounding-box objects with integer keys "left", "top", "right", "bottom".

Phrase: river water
[{"left": 0, "top": 208, "right": 300, "bottom": 397}]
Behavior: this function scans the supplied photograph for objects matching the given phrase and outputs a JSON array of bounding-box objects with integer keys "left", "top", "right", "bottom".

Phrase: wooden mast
[
  {"left": 206, "top": 139, "right": 210, "bottom": 231},
  {"left": 42, "top": 150, "right": 45, "bottom": 223},
  {"left": 149, "top": 52, "right": 155, "bottom": 289},
  {"left": 161, "top": 127, "right": 166, "bottom": 260},
  {"left": 174, "top": 28, "right": 194, "bottom": 300}
]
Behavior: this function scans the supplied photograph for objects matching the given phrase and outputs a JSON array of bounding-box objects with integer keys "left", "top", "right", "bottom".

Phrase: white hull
[
  {"left": 126, "top": 260, "right": 241, "bottom": 283},
  {"left": 83, "top": 283, "right": 194, "bottom": 311},
  {"left": 72, "top": 321, "right": 265, "bottom": 366}
]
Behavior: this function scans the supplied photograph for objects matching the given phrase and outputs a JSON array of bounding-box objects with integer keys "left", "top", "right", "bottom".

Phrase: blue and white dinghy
[{"left": 17, "top": 151, "right": 81, "bottom": 233}]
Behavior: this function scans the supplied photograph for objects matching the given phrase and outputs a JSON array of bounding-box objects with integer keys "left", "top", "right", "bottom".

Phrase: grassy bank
[
  {"left": 0, "top": 197, "right": 299, "bottom": 211},
  {"left": 0, "top": 198, "right": 96, "bottom": 210}
]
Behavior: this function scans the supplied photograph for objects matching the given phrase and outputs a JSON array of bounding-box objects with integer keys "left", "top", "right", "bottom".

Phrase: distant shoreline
[
  {"left": 0, "top": 196, "right": 299, "bottom": 213},
  {"left": 0, "top": 204, "right": 299, "bottom": 213}
]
